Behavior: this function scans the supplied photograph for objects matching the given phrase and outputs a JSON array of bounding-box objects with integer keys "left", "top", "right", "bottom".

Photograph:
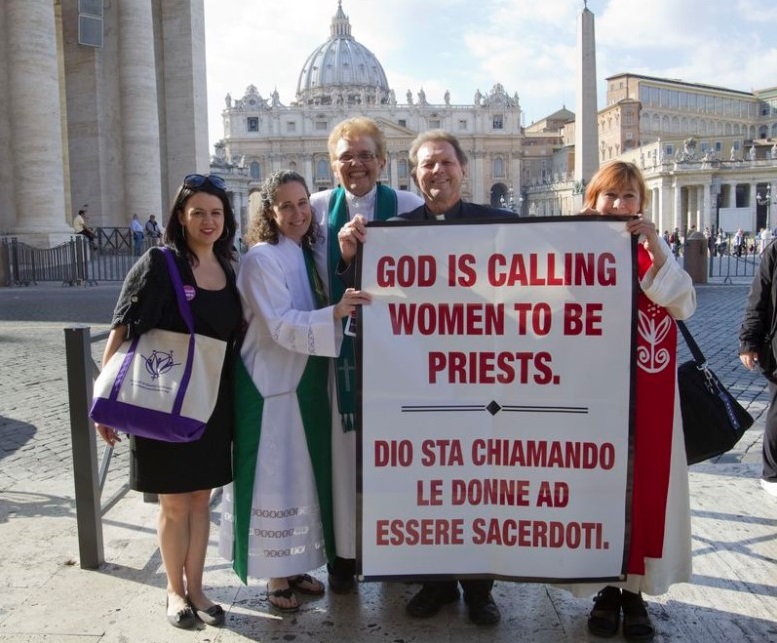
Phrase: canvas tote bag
[{"left": 89, "top": 248, "right": 226, "bottom": 442}]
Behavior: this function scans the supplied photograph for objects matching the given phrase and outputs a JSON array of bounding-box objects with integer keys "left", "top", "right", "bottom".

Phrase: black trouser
[
  {"left": 422, "top": 578, "right": 493, "bottom": 601},
  {"left": 764, "top": 382, "right": 777, "bottom": 481}
]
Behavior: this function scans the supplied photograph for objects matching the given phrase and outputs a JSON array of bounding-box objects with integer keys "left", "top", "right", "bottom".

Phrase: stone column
[
  {"left": 472, "top": 151, "right": 485, "bottom": 203},
  {"left": 159, "top": 0, "right": 209, "bottom": 207},
  {"left": 770, "top": 181, "right": 777, "bottom": 231},
  {"left": 672, "top": 182, "right": 683, "bottom": 231},
  {"left": 7, "top": 0, "right": 69, "bottom": 241},
  {"left": 304, "top": 156, "right": 314, "bottom": 188},
  {"left": 118, "top": 0, "right": 162, "bottom": 218},
  {"left": 701, "top": 184, "right": 712, "bottom": 231},
  {"left": 0, "top": 5, "right": 15, "bottom": 232}
]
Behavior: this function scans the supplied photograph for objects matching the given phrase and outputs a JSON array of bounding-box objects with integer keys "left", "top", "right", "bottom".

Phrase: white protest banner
[{"left": 357, "top": 217, "right": 636, "bottom": 582}]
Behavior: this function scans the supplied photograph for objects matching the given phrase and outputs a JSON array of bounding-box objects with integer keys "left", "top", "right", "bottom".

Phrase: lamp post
[
  {"left": 501, "top": 186, "right": 520, "bottom": 214},
  {"left": 757, "top": 187, "right": 777, "bottom": 232}
]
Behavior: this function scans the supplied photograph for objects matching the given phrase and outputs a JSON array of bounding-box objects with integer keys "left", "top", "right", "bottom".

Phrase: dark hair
[
  {"left": 583, "top": 161, "right": 649, "bottom": 212},
  {"left": 244, "top": 170, "right": 320, "bottom": 247},
  {"left": 408, "top": 129, "right": 469, "bottom": 176},
  {"left": 163, "top": 176, "right": 237, "bottom": 265}
]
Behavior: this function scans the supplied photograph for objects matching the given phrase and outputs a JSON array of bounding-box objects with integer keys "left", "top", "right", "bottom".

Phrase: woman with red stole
[{"left": 572, "top": 161, "right": 696, "bottom": 643}]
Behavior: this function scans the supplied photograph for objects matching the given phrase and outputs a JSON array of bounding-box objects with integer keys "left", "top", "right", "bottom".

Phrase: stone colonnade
[{"left": 0, "top": 0, "right": 208, "bottom": 247}]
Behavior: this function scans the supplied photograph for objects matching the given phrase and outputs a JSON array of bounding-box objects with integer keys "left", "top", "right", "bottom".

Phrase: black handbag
[{"left": 677, "top": 320, "right": 754, "bottom": 465}]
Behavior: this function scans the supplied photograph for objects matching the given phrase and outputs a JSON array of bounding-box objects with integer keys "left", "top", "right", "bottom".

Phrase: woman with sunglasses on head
[
  {"left": 564, "top": 161, "right": 696, "bottom": 643},
  {"left": 218, "top": 170, "right": 370, "bottom": 612},
  {"left": 95, "top": 174, "right": 242, "bottom": 629}
]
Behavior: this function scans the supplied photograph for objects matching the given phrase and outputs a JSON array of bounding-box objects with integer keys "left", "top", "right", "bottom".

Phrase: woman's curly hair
[{"left": 244, "top": 170, "right": 321, "bottom": 247}]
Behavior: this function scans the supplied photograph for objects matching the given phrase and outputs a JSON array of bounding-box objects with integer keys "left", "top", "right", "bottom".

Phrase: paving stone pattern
[{"left": 0, "top": 281, "right": 775, "bottom": 642}]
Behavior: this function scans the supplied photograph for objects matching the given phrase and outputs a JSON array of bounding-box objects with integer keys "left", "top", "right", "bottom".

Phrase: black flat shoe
[
  {"left": 466, "top": 593, "right": 501, "bottom": 626},
  {"left": 187, "top": 597, "right": 225, "bottom": 626},
  {"left": 406, "top": 583, "right": 460, "bottom": 618},
  {"left": 166, "top": 597, "right": 196, "bottom": 629},
  {"left": 327, "top": 559, "right": 356, "bottom": 594},
  {"left": 587, "top": 586, "right": 621, "bottom": 638},
  {"left": 327, "top": 570, "right": 355, "bottom": 594}
]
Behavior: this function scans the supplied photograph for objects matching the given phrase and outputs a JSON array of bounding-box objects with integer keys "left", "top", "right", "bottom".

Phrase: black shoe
[
  {"left": 327, "top": 558, "right": 356, "bottom": 594},
  {"left": 465, "top": 592, "right": 501, "bottom": 625},
  {"left": 327, "top": 570, "right": 355, "bottom": 594},
  {"left": 621, "top": 590, "right": 654, "bottom": 643},
  {"left": 187, "top": 597, "right": 225, "bottom": 627},
  {"left": 587, "top": 586, "right": 621, "bottom": 638},
  {"left": 406, "top": 583, "right": 460, "bottom": 618},
  {"left": 166, "top": 596, "right": 196, "bottom": 629}
]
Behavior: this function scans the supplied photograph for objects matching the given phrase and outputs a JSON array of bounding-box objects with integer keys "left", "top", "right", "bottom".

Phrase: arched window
[
  {"left": 250, "top": 161, "right": 261, "bottom": 181},
  {"left": 398, "top": 159, "right": 408, "bottom": 179}
]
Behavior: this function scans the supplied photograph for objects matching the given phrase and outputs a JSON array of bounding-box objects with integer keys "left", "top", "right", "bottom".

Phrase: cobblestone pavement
[{"left": 0, "top": 281, "right": 775, "bottom": 642}]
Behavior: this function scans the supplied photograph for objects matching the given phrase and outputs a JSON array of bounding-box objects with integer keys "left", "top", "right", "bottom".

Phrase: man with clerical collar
[
  {"left": 310, "top": 117, "right": 423, "bottom": 594},
  {"left": 335, "top": 130, "right": 507, "bottom": 626},
  {"left": 399, "top": 129, "right": 510, "bottom": 223}
]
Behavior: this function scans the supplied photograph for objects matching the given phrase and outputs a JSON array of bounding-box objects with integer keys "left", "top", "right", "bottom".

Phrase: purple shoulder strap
[{"left": 161, "top": 247, "right": 194, "bottom": 332}]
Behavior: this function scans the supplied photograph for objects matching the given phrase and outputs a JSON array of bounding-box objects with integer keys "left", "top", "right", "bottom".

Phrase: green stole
[
  {"left": 231, "top": 243, "right": 334, "bottom": 583},
  {"left": 326, "top": 184, "right": 397, "bottom": 431}
]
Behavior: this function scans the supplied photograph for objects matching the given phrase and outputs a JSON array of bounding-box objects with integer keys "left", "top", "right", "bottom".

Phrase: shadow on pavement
[{"left": 0, "top": 416, "right": 35, "bottom": 463}]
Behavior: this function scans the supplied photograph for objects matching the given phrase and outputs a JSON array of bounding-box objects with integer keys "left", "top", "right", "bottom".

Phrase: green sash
[
  {"left": 326, "top": 184, "right": 397, "bottom": 431},
  {"left": 231, "top": 244, "right": 334, "bottom": 583}
]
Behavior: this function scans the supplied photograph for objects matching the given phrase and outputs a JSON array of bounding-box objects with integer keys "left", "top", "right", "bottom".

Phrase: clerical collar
[
  {"left": 425, "top": 200, "right": 463, "bottom": 220},
  {"left": 345, "top": 185, "right": 378, "bottom": 219}
]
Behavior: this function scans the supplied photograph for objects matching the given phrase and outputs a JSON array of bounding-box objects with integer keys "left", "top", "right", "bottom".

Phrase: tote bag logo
[{"left": 143, "top": 349, "right": 181, "bottom": 380}]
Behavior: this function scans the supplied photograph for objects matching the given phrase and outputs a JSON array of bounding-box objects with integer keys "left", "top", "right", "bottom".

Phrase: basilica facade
[{"left": 211, "top": 2, "right": 526, "bottom": 234}]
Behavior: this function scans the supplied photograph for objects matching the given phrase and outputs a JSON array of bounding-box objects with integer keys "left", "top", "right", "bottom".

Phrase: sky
[{"left": 203, "top": 0, "right": 777, "bottom": 150}]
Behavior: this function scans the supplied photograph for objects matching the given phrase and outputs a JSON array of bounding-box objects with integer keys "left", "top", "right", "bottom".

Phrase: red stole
[{"left": 627, "top": 245, "right": 677, "bottom": 575}]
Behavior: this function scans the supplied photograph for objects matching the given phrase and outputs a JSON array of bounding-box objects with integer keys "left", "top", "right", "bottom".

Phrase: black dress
[{"left": 112, "top": 247, "right": 242, "bottom": 494}]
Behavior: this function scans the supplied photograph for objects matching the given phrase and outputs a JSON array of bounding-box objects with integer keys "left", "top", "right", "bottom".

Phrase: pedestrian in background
[
  {"left": 739, "top": 240, "right": 777, "bottom": 498},
  {"left": 130, "top": 213, "right": 144, "bottom": 256},
  {"left": 145, "top": 214, "right": 162, "bottom": 241},
  {"left": 73, "top": 208, "right": 98, "bottom": 250}
]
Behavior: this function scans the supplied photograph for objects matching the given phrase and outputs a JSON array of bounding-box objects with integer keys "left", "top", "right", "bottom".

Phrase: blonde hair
[{"left": 327, "top": 117, "right": 387, "bottom": 162}]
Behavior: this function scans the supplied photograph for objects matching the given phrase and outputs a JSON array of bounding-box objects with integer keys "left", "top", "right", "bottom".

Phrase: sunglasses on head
[{"left": 183, "top": 174, "right": 227, "bottom": 191}]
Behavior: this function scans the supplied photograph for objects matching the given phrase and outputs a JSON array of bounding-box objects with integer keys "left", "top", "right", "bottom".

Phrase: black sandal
[
  {"left": 621, "top": 590, "right": 655, "bottom": 643},
  {"left": 266, "top": 586, "right": 300, "bottom": 613},
  {"left": 587, "top": 586, "right": 621, "bottom": 638},
  {"left": 289, "top": 573, "right": 325, "bottom": 595}
]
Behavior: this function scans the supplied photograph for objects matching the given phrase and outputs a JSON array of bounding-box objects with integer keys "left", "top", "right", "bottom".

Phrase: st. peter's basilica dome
[{"left": 296, "top": 1, "right": 391, "bottom": 107}]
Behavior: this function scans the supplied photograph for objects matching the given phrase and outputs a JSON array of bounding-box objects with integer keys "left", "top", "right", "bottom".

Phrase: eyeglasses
[
  {"left": 335, "top": 152, "right": 377, "bottom": 165},
  {"left": 183, "top": 174, "right": 227, "bottom": 190}
]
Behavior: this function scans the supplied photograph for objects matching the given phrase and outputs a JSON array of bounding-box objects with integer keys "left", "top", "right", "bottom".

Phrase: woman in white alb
[{"left": 219, "top": 170, "right": 369, "bottom": 612}]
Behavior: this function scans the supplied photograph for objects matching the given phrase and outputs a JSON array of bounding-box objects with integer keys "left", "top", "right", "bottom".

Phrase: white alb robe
[{"left": 219, "top": 236, "right": 343, "bottom": 580}]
